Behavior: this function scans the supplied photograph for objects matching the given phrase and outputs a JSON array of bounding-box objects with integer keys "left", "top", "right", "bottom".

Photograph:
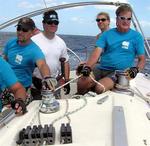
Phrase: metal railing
[{"left": 0, "top": 1, "right": 149, "bottom": 58}]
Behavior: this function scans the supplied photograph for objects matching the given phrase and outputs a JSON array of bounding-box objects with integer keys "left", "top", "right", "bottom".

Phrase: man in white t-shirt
[{"left": 32, "top": 9, "right": 70, "bottom": 98}]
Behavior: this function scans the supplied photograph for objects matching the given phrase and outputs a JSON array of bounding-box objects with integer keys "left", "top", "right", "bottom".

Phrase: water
[{"left": 0, "top": 32, "right": 150, "bottom": 73}]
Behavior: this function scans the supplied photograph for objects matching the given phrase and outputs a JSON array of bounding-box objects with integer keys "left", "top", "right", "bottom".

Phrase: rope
[
  {"left": 131, "top": 87, "right": 150, "bottom": 105},
  {"left": 90, "top": 74, "right": 106, "bottom": 93},
  {"left": 29, "top": 102, "right": 42, "bottom": 126},
  {"left": 51, "top": 96, "right": 87, "bottom": 125},
  {"left": 54, "top": 75, "right": 82, "bottom": 92}
]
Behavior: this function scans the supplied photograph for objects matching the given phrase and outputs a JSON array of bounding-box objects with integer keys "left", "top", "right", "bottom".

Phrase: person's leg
[
  {"left": 95, "top": 77, "right": 115, "bottom": 94},
  {"left": 77, "top": 76, "right": 95, "bottom": 95},
  {"left": 31, "top": 77, "right": 42, "bottom": 100},
  {"left": 32, "top": 76, "right": 42, "bottom": 90},
  {"left": 76, "top": 67, "right": 103, "bottom": 95},
  {"left": 94, "top": 70, "right": 116, "bottom": 94}
]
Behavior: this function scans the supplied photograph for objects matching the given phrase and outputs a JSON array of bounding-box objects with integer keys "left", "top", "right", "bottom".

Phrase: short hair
[
  {"left": 116, "top": 4, "right": 132, "bottom": 16},
  {"left": 97, "top": 12, "right": 110, "bottom": 21},
  {"left": 17, "top": 17, "right": 35, "bottom": 30}
]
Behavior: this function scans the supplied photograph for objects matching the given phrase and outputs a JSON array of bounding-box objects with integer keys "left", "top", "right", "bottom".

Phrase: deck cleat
[
  {"left": 60, "top": 123, "right": 72, "bottom": 144},
  {"left": 16, "top": 124, "right": 55, "bottom": 145}
]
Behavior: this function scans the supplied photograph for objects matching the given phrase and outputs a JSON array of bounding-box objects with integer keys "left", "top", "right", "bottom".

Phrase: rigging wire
[{"left": 42, "top": 0, "right": 48, "bottom": 8}]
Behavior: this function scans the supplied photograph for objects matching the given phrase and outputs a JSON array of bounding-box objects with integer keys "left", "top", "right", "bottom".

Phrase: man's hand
[
  {"left": 64, "top": 80, "right": 70, "bottom": 95},
  {"left": 81, "top": 66, "right": 92, "bottom": 76},
  {"left": 42, "top": 77, "right": 57, "bottom": 91},
  {"left": 11, "top": 99, "right": 27, "bottom": 115},
  {"left": 126, "top": 67, "right": 139, "bottom": 79},
  {"left": 76, "top": 63, "right": 85, "bottom": 76}
]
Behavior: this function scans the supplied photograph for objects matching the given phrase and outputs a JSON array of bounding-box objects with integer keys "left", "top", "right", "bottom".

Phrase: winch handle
[{"left": 59, "top": 57, "right": 66, "bottom": 77}]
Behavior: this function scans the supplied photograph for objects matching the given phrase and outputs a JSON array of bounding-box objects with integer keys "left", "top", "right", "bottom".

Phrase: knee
[
  {"left": 95, "top": 85, "right": 104, "bottom": 94},
  {"left": 95, "top": 78, "right": 115, "bottom": 94},
  {"left": 77, "top": 77, "right": 94, "bottom": 95}
]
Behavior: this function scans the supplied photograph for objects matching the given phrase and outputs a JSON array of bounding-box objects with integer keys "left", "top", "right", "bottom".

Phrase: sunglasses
[
  {"left": 96, "top": 18, "right": 107, "bottom": 22},
  {"left": 16, "top": 25, "right": 30, "bottom": 32},
  {"left": 118, "top": 16, "right": 132, "bottom": 21},
  {"left": 44, "top": 20, "right": 59, "bottom": 25}
]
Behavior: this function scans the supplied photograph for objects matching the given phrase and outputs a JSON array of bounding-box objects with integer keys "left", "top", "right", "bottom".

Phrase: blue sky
[{"left": 0, "top": 0, "right": 150, "bottom": 37}]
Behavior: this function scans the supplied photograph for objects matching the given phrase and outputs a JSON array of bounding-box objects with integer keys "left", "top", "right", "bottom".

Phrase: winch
[
  {"left": 115, "top": 70, "right": 129, "bottom": 89},
  {"left": 113, "top": 70, "right": 134, "bottom": 96},
  {"left": 39, "top": 90, "right": 60, "bottom": 114}
]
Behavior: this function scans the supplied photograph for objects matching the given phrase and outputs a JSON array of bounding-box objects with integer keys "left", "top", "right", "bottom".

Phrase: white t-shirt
[{"left": 32, "top": 32, "right": 69, "bottom": 78}]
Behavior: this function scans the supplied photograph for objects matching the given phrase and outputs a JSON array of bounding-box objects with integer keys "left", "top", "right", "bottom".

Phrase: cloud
[
  {"left": 70, "top": 17, "right": 85, "bottom": 24},
  {"left": 140, "top": 20, "right": 150, "bottom": 27},
  {"left": 0, "top": 17, "right": 9, "bottom": 22},
  {"left": 17, "top": 1, "right": 43, "bottom": 9}
]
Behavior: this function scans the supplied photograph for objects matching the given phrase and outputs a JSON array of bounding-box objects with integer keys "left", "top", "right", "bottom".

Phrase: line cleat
[
  {"left": 60, "top": 123, "right": 72, "bottom": 144},
  {"left": 16, "top": 124, "right": 55, "bottom": 145},
  {"left": 16, "top": 128, "right": 26, "bottom": 145}
]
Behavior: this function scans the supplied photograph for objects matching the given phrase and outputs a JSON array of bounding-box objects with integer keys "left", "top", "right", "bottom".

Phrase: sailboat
[{"left": 0, "top": 1, "right": 150, "bottom": 146}]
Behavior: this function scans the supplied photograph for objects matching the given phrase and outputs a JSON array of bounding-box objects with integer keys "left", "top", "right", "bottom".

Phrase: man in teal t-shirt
[
  {"left": 3, "top": 17, "right": 57, "bottom": 92},
  {"left": 76, "top": 4, "right": 145, "bottom": 95}
]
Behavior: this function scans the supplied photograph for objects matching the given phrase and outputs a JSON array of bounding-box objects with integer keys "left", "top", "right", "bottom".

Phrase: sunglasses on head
[
  {"left": 96, "top": 18, "right": 107, "bottom": 22},
  {"left": 16, "top": 25, "right": 30, "bottom": 32},
  {"left": 118, "top": 16, "right": 132, "bottom": 21},
  {"left": 44, "top": 20, "right": 59, "bottom": 25}
]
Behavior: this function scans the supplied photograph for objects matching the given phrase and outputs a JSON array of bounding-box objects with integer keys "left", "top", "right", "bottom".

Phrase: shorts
[{"left": 92, "top": 67, "right": 116, "bottom": 82}]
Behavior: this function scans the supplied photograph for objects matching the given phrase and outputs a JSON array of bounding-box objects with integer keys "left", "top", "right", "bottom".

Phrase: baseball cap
[
  {"left": 43, "top": 10, "right": 59, "bottom": 22},
  {"left": 16, "top": 17, "right": 35, "bottom": 31}
]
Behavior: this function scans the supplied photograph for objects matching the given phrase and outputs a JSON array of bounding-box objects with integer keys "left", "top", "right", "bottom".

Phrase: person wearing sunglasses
[
  {"left": 31, "top": 10, "right": 70, "bottom": 98},
  {"left": 3, "top": 17, "right": 57, "bottom": 97},
  {"left": 76, "top": 4, "right": 145, "bottom": 95},
  {"left": 96, "top": 12, "right": 110, "bottom": 39}
]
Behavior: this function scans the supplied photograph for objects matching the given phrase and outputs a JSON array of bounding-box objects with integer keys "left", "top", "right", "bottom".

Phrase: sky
[{"left": 0, "top": 0, "right": 150, "bottom": 37}]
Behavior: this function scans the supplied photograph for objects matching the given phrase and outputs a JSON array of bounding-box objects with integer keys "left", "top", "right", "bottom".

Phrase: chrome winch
[
  {"left": 113, "top": 70, "right": 134, "bottom": 96},
  {"left": 39, "top": 90, "right": 60, "bottom": 114},
  {"left": 115, "top": 70, "right": 129, "bottom": 89}
]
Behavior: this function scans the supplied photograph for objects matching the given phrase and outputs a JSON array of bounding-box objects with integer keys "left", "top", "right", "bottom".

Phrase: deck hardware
[
  {"left": 60, "top": 123, "right": 72, "bottom": 144},
  {"left": 40, "top": 90, "right": 60, "bottom": 113},
  {"left": 143, "top": 139, "right": 147, "bottom": 145},
  {"left": 146, "top": 112, "right": 150, "bottom": 120},
  {"left": 113, "top": 106, "right": 128, "bottom": 146},
  {"left": 97, "top": 95, "right": 109, "bottom": 104},
  {"left": 16, "top": 124, "right": 55, "bottom": 145}
]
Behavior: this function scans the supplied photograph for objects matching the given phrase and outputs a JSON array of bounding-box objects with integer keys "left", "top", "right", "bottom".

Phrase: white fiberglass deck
[{"left": 0, "top": 73, "right": 150, "bottom": 146}]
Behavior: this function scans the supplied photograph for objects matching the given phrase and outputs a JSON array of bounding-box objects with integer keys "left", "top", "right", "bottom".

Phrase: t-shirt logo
[
  {"left": 15, "top": 54, "right": 23, "bottom": 64},
  {"left": 122, "top": 41, "right": 129, "bottom": 49}
]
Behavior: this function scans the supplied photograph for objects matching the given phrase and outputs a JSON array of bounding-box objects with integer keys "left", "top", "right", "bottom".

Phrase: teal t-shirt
[
  {"left": 95, "top": 28, "right": 145, "bottom": 70},
  {"left": 0, "top": 57, "right": 18, "bottom": 112},
  {"left": 4, "top": 38, "right": 45, "bottom": 88}
]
